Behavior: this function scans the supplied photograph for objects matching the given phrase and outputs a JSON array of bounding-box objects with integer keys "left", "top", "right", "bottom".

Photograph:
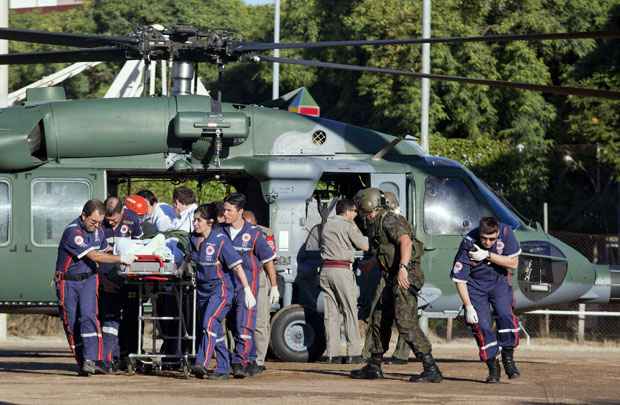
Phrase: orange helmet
[{"left": 125, "top": 194, "right": 148, "bottom": 216}]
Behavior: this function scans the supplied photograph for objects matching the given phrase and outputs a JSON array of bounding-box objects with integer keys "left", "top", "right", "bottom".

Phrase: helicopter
[{"left": 0, "top": 24, "right": 618, "bottom": 362}]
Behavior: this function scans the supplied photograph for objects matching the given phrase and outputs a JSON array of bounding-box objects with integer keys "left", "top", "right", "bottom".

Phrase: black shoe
[
  {"left": 208, "top": 372, "right": 230, "bottom": 380},
  {"left": 342, "top": 356, "right": 364, "bottom": 364},
  {"left": 501, "top": 348, "right": 521, "bottom": 379},
  {"left": 350, "top": 363, "right": 384, "bottom": 379},
  {"left": 485, "top": 358, "right": 501, "bottom": 384},
  {"left": 409, "top": 353, "right": 442, "bottom": 383},
  {"left": 232, "top": 363, "right": 248, "bottom": 379},
  {"left": 320, "top": 356, "right": 343, "bottom": 364},
  {"left": 388, "top": 357, "right": 408, "bottom": 365},
  {"left": 105, "top": 361, "right": 123, "bottom": 375},
  {"left": 77, "top": 366, "right": 91, "bottom": 377},
  {"left": 81, "top": 360, "right": 107, "bottom": 376},
  {"left": 246, "top": 362, "right": 266, "bottom": 376},
  {"left": 192, "top": 365, "right": 208, "bottom": 379}
]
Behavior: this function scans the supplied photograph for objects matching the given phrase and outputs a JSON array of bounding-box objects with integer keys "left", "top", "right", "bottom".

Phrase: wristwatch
[{"left": 399, "top": 263, "right": 410, "bottom": 271}]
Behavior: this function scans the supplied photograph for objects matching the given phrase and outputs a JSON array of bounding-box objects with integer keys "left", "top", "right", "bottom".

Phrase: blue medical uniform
[
  {"left": 55, "top": 217, "right": 107, "bottom": 365},
  {"left": 451, "top": 223, "right": 522, "bottom": 361},
  {"left": 191, "top": 232, "right": 242, "bottom": 373},
  {"left": 223, "top": 221, "right": 276, "bottom": 366},
  {"left": 100, "top": 209, "right": 143, "bottom": 364}
]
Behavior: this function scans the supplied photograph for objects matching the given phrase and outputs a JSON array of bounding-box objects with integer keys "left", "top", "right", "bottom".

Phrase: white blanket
[{"left": 114, "top": 234, "right": 172, "bottom": 261}]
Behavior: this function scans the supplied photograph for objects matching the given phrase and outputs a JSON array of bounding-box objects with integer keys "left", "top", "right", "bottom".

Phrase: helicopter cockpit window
[
  {"left": 423, "top": 176, "right": 493, "bottom": 235},
  {"left": 0, "top": 181, "right": 9, "bottom": 245},
  {"left": 31, "top": 180, "right": 91, "bottom": 246}
]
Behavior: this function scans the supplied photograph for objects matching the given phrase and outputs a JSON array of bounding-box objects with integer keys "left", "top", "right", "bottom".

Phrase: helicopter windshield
[{"left": 469, "top": 175, "right": 524, "bottom": 230}]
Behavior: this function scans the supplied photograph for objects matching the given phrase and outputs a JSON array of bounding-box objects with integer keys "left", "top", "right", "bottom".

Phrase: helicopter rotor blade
[
  {"left": 0, "top": 27, "right": 138, "bottom": 48},
  {"left": 256, "top": 55, "right": 620, "bottom": 100},
  {"left": 235, "top": 31, "right": 620, "bottom": 52},
  {"left": 0, "top": 47, "right": 133, "bottom": 65}
]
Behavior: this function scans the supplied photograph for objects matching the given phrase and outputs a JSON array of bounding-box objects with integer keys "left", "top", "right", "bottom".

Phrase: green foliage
[
  {"left": 7, "top": 0, "right": 619, "bottom": 232},
  {"left": 117, "top": 179, "right": 231, "bottom": 205}
]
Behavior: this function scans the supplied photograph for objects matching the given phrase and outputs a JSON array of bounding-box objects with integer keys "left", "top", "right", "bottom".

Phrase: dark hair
[
  {"left": 137, "top": 189, "right": 157, "bottom": 205},
  {"left": 223, "top": 192, "right": 246, "bottom": 210},
  {"left": 194, "top": 203, "right": 218, "bottom": 223},
  {"left": 214, "top": 201, "right": 225, "bottom": 216},
  {"left": 173, "top": 186, "right": 196, "bottom": 205},
  {"left": 82, "top": 199, "right": 105, "bottom": 217},
  {"left": 336, "top": 199, "right": 356, "bottom": 215},
  {"left": 104, "top": 196, "right": 122, "bottom": 216},
  {"left": 479, "top": 217, "right": 499, "bottom": 235}
]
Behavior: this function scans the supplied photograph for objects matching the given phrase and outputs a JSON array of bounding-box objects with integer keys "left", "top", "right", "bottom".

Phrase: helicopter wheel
[{"left": 270, "top": 304, "right": 325, "bottom": 362}]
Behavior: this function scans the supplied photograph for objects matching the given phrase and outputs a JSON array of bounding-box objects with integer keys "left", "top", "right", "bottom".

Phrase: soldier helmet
[
  {"left": 125, "top": 194, "right": 148, "bottom": 216},
  {"left": 354, "top": 187, "right": 386, "bottom": 214},
  {"left": 383, "top": 191, "right": 399, "bottom": 211}
]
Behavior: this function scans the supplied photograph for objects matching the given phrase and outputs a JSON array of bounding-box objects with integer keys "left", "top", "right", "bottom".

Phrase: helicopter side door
[{"left": 0, "top": 167, "right": 106, "bottom": 305}]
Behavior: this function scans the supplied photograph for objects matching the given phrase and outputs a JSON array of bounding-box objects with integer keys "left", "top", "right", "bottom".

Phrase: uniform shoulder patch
[
  {"left": 453, "top": 261, "right": 463, "bottom": 273},
  {"left": 74, "top": 235, "right": 85, "bottom": 246},
  {"left": 496, "top": 240, "right": 505, "bottom": 255}
]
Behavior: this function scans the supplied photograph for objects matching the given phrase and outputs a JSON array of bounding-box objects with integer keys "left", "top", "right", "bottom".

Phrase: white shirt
[
  {"left": 229, "top": 224, "right": 242, "bottom": 241},
  {"left": 171, "top": 203, "right": 197, "bottom": 233},
  {"left": 143, "top": 202, "right": 176, "bottom": 233}
]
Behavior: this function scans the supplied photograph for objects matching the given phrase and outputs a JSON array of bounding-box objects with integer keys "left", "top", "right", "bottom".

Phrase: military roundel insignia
[
  {"left": 496, "top": 240, "right": 505, "bottom": 255},
  {"left": 206, "top": 245, "right": 215, "bottom": 256},
  {"left": 120, "top": 224, "right": 129, "bottom": 235},
  {"left": 242, "top": 233, "right": 252, "bottom": 243},
  {"left": 74, "top": 235, "right": 85, "bottom": 246},
  {"left": 453, "top": 261, "right": 463, "bottom": 273}
]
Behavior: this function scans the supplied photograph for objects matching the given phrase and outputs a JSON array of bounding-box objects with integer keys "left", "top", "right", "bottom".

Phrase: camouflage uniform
[
  {"left": 364, "top": 209, "right": 431, "bottom": 356},
  {"left": 352, "top": 202, "right": 442, "bottom": 383}
]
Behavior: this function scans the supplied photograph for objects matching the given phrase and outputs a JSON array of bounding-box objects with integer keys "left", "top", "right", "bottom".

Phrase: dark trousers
[
  {"left": 56, "top": 274, "right": 102, "bottom": 364},
  {"left": 468, "top": 279, "right": 519, "bottom": 361}
]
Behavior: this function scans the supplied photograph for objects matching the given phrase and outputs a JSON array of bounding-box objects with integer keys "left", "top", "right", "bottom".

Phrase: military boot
[
  {"left": 501, "top": 348, "right": 520, "bottom": 379},
  {"left": 485, "top": 358, "right": 501, "bottom": 383},
  {"left": 350, "top": 354, "right": 384, "bottom": 379},
  {"left": 409, "top": 352, "right": 442, "bottom": 383}
]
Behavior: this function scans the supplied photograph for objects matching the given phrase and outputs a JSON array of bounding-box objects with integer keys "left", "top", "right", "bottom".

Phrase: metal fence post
[
  {"left": 577, "top": 304, "right": 586, "bottom": 343},
  {"left": 0, "top": 314, "right": 7, "bottom": 340}
]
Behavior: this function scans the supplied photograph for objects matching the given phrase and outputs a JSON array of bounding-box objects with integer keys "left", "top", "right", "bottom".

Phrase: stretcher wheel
[
  {"left": 181, "top": 359, "right": 191, "bottom": 379},
  {"left": 127, "top": 358, "right": 136, "bottom": 376}
]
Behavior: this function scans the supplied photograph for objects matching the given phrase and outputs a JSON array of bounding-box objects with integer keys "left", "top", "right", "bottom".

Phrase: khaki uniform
[
  {"left": 364, "top": 209, "right": 431, "bottom": 357},
  {"left": 320, "top": 215, "right": 368, "bottom": 357},
  {"left": 254, "top": 225, "right": 275, "bottom": 367}
]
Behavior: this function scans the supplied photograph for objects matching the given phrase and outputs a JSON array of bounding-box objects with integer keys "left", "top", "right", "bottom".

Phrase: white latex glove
[
  {"left": 244, "top": 287, "right": 257, "bottom": 309},
  {"left": 468, "top": 244, "right": 490, "bottom": 262},
  {"left": 269, "top": 286, "right": 280, "bottom": 305},
  {"left": 120, "top": 253, "right": 136, "bottom": 265},
  {"left": 465, "top": 304, "right": 479, "bottom": 324}
]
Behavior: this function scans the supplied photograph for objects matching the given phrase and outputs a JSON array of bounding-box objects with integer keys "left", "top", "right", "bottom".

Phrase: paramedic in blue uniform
[
  {"left": 55, "top": 199, "right": 135, "bottom": 376},
  {"left": 191, "top": 203, "right": 256, "bottom": 380},
  {"left": 222, "top": 193, "right": 277, "bottom": 378},
  {"left": 99, "top": 195, "right": 145, "bottom": 372},
  {"left": 451, "top": 216, "right": 522, "bottom": 383}
]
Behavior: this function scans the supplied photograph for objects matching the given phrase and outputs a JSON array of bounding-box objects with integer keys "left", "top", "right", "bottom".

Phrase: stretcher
[{"left": 120, "top": 254, "right": 196, "bottom": 378}]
